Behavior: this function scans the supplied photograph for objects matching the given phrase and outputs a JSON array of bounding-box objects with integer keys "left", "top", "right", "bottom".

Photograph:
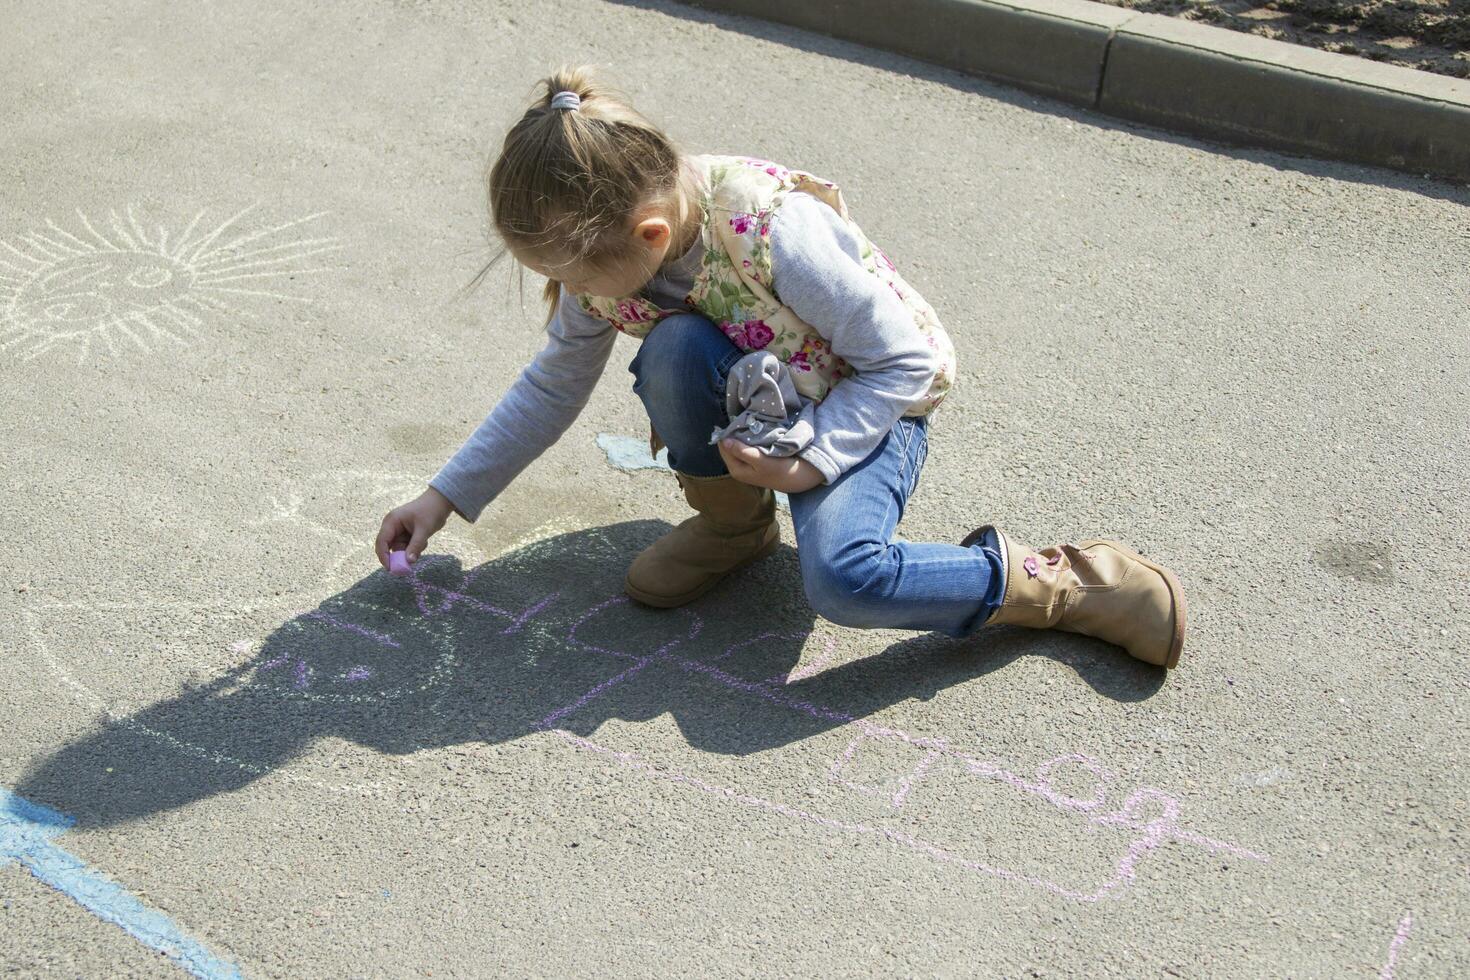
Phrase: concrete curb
[{"left": 677, "top": 0, "right": 1470, "bottom": 183}]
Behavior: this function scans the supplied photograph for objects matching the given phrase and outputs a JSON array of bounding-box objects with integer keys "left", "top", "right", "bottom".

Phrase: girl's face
[{"left": 522, "top": 243, "right": 666, "bottom": 299}]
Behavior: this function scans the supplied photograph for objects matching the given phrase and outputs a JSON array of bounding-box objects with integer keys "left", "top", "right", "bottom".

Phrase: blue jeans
[{"left": 630, "top": 314, "right": 1005, "bottom": 638}]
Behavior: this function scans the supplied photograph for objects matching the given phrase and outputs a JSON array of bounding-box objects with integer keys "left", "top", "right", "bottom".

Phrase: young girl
[{"left": 374, "top": 67, "right": 1186, "bottom": 669}]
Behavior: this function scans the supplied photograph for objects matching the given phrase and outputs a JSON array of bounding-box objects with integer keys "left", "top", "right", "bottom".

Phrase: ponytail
[{"left": 466, "top": 65, "right": 688, "bottom": 327}]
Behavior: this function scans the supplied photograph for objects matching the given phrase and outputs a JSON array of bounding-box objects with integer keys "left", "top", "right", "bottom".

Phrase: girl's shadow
[{"left": 17, "top": 520, "right": 1162, "bottom": 828}]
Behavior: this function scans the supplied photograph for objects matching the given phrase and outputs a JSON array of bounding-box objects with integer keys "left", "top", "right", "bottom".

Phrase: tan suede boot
[
  {"left": 624, "top": 472, "right": 780, "bottom": 608},
  {"left": 961, "top": 525, "right": 1187, "bottom": 668}
]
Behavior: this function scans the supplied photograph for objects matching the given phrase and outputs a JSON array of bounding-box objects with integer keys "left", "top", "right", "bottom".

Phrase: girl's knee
[
  {"left": 800, "top": 543, "right": 892, "bottom": 628},
  {"left": 629, "top": 314, "right": 734, "bottom": 475}
]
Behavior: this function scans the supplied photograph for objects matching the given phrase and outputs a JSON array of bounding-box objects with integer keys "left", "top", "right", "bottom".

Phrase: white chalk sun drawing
[{"left": 0, "top": 204, "right": 340, "bottom": 364}]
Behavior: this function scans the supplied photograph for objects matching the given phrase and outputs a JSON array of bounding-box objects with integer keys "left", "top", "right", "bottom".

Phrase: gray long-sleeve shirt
[{"left": 431, "top": 190, "right": 941, "bottom": 522}]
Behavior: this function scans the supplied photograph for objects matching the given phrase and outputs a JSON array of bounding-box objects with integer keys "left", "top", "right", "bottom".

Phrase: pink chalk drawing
[
  {"left": 709, "top": 630, "right": 841, "bottom": 684},
  {"left": 301, "top": 609, "right": 400, "bottom": 648},
  {"left": 333, "top": 586, "right": 1268, "bottom": 902},
  {"left": 243, "top": 559, "right": 556, "bottom": 701},
  {"left": 539, "top": 596, "right": 702, "bottom": 729},
  {"left": 257, "top": 654, "right": 369, "bottom": 686},
  {"left": 254, "top": 648, "right": 322, "bottom": 692},
  {"left": 1378, "top": 913, "right": 1413, "bottom": 979},
  {"left": 830, "top": 735, "right": 957, "bottom": 811},
  {"left": 438, "top": 590, "right": 1264, "bottom": 905},
  {"left": 248, "top": 597, "right": 456, "bottom": 704},
  {"left": 890, "top": 741, "right": 945, "bottom": 808},
  {"left": 393, "top": 553, "right": 558, "bottom": 635}
]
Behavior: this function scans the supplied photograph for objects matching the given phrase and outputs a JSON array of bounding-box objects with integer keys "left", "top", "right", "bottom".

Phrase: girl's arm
[
  {"left": 767, "top": 192, "right": 940, "bottom": 484},
  {"left": 430, "top": 288, "right": 616, "bottom": 522}
]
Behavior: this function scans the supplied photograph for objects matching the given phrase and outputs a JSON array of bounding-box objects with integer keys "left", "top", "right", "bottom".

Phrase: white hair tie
[{"left": 550, "top": 90, "right": 582, "bottom": 111}]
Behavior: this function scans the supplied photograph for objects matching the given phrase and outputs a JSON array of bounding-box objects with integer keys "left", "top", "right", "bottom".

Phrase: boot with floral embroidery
[
  {"left": 625, "top": 472, "right": 780, "bottom": 608},
  {"left": 961, "top": 525, "right": 1187, "bottom": 668}
]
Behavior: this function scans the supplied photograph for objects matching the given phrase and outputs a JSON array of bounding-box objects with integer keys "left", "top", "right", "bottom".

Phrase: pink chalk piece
[{"left": 388, "top": 550, "right": 412, "bottom": 577}]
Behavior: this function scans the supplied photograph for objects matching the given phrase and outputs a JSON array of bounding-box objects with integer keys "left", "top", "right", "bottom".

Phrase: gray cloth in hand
[{"left": 709, "top": 351, "right": 817, "bottom": 457}]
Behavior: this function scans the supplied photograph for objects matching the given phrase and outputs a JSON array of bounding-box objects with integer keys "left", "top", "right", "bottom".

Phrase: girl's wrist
[
  {"left": 788, "top": 458, "right": 824, "bottom": 493},
  {"left": 424, "top": 485, "right": 462, "bottom": 520}
]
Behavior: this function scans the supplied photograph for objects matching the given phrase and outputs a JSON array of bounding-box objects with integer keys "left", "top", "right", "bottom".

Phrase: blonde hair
[{"left": 468, "top": 65, "right": 693, "bottom": 325}]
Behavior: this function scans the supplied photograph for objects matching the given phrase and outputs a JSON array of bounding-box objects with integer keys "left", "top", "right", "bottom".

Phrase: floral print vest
[{"left": 575, "top": 154, "right": 956, "bottom": 415}]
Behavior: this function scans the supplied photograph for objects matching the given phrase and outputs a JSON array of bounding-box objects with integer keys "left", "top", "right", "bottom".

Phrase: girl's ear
[{"left": 635, "top": 217, "right": 671, "bottom": 247}]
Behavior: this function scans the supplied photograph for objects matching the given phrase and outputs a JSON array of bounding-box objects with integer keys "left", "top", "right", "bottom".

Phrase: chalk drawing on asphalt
[
  {"left": 526, "top": 592, "right": 1270, "bottom": 903},
  {"left": 597, "top": 432, "right": 791, "bottom": 511},
  {"left": 246, "top": 600, "right": 458, "bottom": 705},
  {"left": 1378, "top": 912, "right": 1413, "bottom": 979},
  {"left": 18, "top": 603, "right": 391, "bottom": 797},
  {"left": 18, "top": 473, "right": 1269, "bottom": 903},
  {"left": 244, "top": 469, "right": 492, "bottom": 589},
  {"left": 20, "top": 559, "right": 1269, "bottom": 901},
  {"left": 1, "top": 790, "right": 242, "bottom": 979},
  {"left": 0, "top": 204, "right": 340, "bottom": 364},
  {"left": 14, "top": 470, "right": 580, "bottom": 796}
]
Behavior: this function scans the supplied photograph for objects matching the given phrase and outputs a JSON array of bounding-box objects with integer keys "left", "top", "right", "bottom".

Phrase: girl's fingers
[
  {"left": 374, "top": 515, "right": 403, "bottom": 568},
  {"left": 720, "top": 438, "right": 762, "bottom": 465},
  {"left": 406, "top": 525, "right": 431, "bottom": 563},
  {"left": 720, "top": 441, "right": 766, "bottom": 478}
]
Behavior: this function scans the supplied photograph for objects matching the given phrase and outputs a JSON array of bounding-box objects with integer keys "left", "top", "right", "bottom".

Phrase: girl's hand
[
  {"left": 717, "top": 439, "right": 825, "bottom": 494},
  {"left": 375, "top": 487, "right": 458, "bottom": 570}
]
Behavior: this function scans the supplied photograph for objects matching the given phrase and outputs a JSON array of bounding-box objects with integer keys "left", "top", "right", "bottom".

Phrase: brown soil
[{"left": 1093, "top": 0, "right": 1469, "bottom": 79}]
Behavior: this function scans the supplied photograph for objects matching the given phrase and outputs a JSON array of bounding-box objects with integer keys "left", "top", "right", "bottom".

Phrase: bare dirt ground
[{"left": 1094, "top": 0, "right": 1469, "bottom": 78}]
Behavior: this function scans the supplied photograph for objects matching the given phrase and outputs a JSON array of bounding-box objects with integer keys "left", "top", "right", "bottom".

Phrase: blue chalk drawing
[
  {"left": 597, "top": 433, "right": 790, "bottom": 511},
  {"left": 596, "top": 433, "right": 670, "bottom": 472},
  {"left": 1, "top": 789, "right": 244, "bottom": 979}
]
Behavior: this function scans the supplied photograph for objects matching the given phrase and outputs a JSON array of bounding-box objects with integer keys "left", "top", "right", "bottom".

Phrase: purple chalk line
[
  {"left": 890, "top": 743, "right": 944, "bottom": 808},
  {"left": 550, "top": 728, "right": 1097, "bottom": 902},
  {"left": 538, "top": 597, "right": 702, "bottom": 728},
  {"left": 364, "top": 579, "right": 1269, "bottom": 896},
  {"left": 665, "top": 651, "right": 1265, "bottom": 862},
  {"left": 540, "top": 657, "right": 657, "bottom": 729},
  {"left": 302, "top": 610, "right": 400, "bottom": 648},
  {"left": 1379, "top": 913, "right": 1413, "bottom": 979},
  {"left": 400, "top": 555, "right": 560, "bottom": 635},
  {"left": 501, "top": 593, "right": 559, "bottom": 635},
  {"left": 777, "top": 634, "right": 840, "bottom": 685},
  {"left": 531, "top": 594, "right": 1265, "bottom": 894}
]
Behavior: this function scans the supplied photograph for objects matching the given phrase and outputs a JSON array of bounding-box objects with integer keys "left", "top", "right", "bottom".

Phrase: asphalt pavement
[{"left": 3, "top": 0, "right": 1467, "bottom": 976}]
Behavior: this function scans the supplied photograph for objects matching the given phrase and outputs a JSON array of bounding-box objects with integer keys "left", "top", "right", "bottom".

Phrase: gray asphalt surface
[{"left": 3, "top": 0, "right": 1467, "bottom": 976}]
